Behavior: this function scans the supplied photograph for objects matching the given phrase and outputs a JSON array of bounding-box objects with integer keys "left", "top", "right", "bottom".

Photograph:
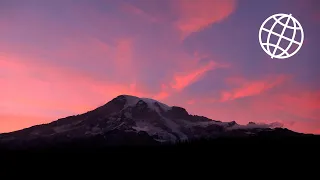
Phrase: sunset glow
[{"left": 0, "top": 0, "right": 319, "bottom": 134}]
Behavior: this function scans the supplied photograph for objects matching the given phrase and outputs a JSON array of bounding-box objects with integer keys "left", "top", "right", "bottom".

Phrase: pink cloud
[
  {"left": 121, "top": 3, "right": 159, "bottom": 23},
  {"left": 119, "top": 0, "right": 237, "bottom": 39},
  {"left": 0, "top": 114, "right": 50, "bottom": 133},
  {"left": 221, "top": 75, "right": 290, "bottom": 101},
  {"left": 114, "top": 38, "right": 135, "bottom": 77},
  {"left": 0, "top": 53, "right": 154, "bottom": 122},
  {"left": 172, "top": 0, "right": 237, "bottom": 39},
  {"left": 153, "top": 84, "right": 170, "bottom": 100},
  {"left": 180, "top": 77, "right": 320, "bottom": 134},
  {"left": 187, "top": 99, "right": 195, "bottom": 105},
  {"left": 171, "top": 61, "right": 223, "bottom": 91}
]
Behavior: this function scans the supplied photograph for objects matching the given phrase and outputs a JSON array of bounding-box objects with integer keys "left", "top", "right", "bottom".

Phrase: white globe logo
[{"left": 259, "top": 13, "right": 304, "bottom": 59}]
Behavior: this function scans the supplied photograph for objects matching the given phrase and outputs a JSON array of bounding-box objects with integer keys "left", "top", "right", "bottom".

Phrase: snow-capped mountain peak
[
  {"left": 0, "top": 95, "right": 284, "bottom": 146},
  {"left": 119, "top": 95, "right": 172, "bottom": 113}
]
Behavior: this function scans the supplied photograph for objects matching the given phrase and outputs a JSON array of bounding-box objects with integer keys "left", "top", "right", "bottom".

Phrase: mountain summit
[{"left": 0, "top": 95, "right": 296, "bottom": 148}]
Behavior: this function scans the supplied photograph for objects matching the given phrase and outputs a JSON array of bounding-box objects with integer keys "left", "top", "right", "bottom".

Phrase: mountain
[{"left": 0, "top": 95, "right": 317, "bottom": 150}]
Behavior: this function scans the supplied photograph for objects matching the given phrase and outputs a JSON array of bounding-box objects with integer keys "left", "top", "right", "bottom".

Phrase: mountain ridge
[{"left": 0, "top": 94, "right": 315, "bottom": 150}]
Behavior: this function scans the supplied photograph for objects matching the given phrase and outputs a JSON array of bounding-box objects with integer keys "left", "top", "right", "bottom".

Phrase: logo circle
[{"left": 259, "top": 13, "right": 304, "bottom": 59}]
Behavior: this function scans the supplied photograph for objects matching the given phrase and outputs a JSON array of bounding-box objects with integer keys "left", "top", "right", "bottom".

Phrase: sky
[{"left": 0, "top": 0, "right": 319, "bottom": 134}]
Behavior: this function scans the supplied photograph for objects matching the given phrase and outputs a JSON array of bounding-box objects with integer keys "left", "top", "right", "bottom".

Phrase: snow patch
[
  {"left": 53, "top": 125, "right": 70, "bottom": 133},
  {"left": 195, "top": 121, "right": 230, "bottom": 127},
  {"left": 124, "top": 111, "right": 132, "bottom": 118},
  {"left": 161, "top": 116, "right": 188, "bottom": 141},
  {"left": 123, "top": 95, "right": 171, "bottom": 112},
  {"left": 181, "top": 120, "right": 230, "bottom": 129},
  {"left": 141, "top": 98, "right": 171, "bottom": 111},
  {"left": 133, "top": 121, "right": 177, "bottom": 142},
  {"left": 153, "top": 105, "right": 188, "bottom": 141},
  {"left": 91, "top": 126, "right": 101, "bottom": 133},
  {"left": 227, "top": 122, "right": 283, "bottom": 130},
  {"left": 132, "top": 126, "right": 149, "bottom": 132}
]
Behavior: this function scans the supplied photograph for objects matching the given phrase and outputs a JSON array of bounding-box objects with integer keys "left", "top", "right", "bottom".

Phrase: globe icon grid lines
[
  {"left": 259, "top": 13, "right": 304, "bottom": 59},
  {"left": 271, "top": 14, "right": 292, "bottom": 58}
]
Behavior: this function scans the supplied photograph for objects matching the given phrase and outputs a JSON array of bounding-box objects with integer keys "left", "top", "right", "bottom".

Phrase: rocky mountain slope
[{"left": 0, "top": 95, "right": 311, "bottom": 149}]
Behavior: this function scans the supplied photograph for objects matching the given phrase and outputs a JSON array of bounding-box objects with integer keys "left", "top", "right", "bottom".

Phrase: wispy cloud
[
  {"left": 172, "top": 0, "right": 237, "bottom": 39},
  {"left": 171, "top": 61, "right": 226, "bottom": 91},
  {"left": 121, "top": 3, "right": 159, "bottom": 23},
  {"left": 220, "top": 75, "right": 289, "bottom": 102}
]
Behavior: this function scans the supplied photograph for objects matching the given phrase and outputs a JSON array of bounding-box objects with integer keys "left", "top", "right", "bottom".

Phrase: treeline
[
  {"left": 1, "top": 135, "right": 320, "bottom": 166},
  {"left": 1, "top": 135, "right": 319, "bottom": 153}
]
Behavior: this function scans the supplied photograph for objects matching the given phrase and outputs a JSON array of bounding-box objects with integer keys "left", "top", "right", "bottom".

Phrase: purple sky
[{"left": 0, "top": 0, "right": 319, "bottom": 134}]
